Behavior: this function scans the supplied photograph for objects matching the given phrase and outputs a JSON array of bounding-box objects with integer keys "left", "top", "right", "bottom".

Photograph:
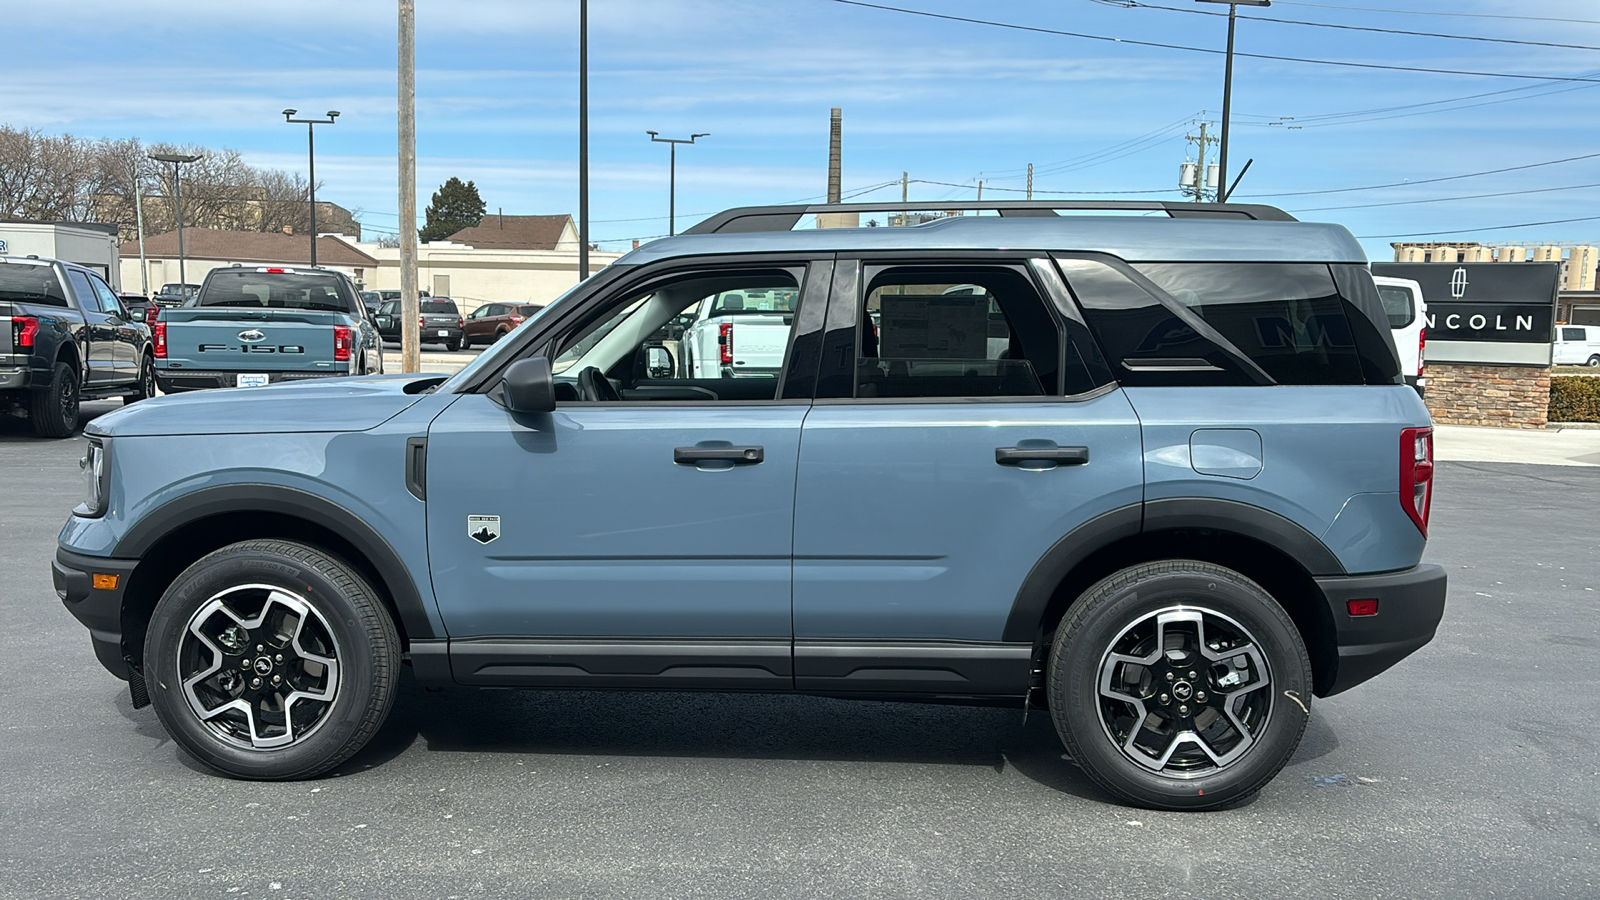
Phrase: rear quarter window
[{"left": 1377, "top": 285, "right": 1417, "bottom": 328}]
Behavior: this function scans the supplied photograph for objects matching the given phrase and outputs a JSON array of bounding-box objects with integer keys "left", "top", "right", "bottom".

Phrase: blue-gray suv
[{"left": 54, "top": 201, "right": 1446, "bottom": 810}]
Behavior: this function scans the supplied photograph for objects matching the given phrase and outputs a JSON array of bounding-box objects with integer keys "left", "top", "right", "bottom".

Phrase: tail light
[
  {"left": 1417, "top": 328, "right": 1426, "bottom": 376},
  {"left": 457, "top": 317, "right": 464, "bottom": 329},
  {"left": 333, "top": 325, "right": 352, "bottom": 362},
  {"left": 719, "top": 322, "right": 733, "bottom": 365},
  {"left": 152, "top": 320, "right": 167, "bottom": 358},
  {"left": 509, "top": 315, "right": 524, "bottom": 324},
  {"left": 418, "top": 316, "right": 426, "bottom": 328},
  {"left": 1399, "top": 426, "right": 1434, "bottom": 537},
  {"left": 13, "top": 316, "right": 40, "bottom": 348}
]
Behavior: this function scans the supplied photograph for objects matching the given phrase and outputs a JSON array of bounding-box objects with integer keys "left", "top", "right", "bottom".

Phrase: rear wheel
[
  {"left": 1587, "top": 354, "right": 1600, "bottom": 367},
  {"left": 495, "top": 328, "right": 509, "bottom": 342},
  {"left": 144, "top": 540, "right": 400, "bottom": 779},
  {"left": 29, "top": 361, "right": 80, "bottom": 438},
  {"left": 445, "top": 338, "right": 462, "bottom": 352},
  {"left": 1047, "top": 560, "right": 1311, "bottom": 810}
]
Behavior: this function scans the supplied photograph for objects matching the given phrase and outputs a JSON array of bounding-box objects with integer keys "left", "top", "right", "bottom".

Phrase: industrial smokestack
[{"left": 828, "top": 107, "right": 842, "bottom": 203}]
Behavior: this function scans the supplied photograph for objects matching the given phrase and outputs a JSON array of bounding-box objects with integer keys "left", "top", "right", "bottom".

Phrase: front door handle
[
  {"left": 675, "top": 445, "right": 764, "bottom": 465},
  {"left": 996, "top": 446, "right": 1089, "bottom": 466}
]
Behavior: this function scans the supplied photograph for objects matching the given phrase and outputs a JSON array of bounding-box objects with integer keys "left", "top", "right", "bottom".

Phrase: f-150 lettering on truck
[
  {"left": 153, "top": 267, "right": 382, "bottom": 392},
  {"left": 0, "top": 255, "right": 154, "bottom": 436}
]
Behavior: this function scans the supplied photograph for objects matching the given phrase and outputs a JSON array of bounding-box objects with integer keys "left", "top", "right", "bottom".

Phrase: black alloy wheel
[
  {"left": 144, "top": 540, "right": 399, "bottom": 779},
  {"left": 1048, "top": 560, "right": 1311, "bottom": 810},
  {"left": 29, "top": 361, "right": 81, "bottom": 438}
]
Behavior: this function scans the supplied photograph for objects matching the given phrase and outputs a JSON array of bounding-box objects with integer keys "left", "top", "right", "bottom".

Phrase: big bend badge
[{"left": 467, "top": 515, "right": 501, "bottom": 545}]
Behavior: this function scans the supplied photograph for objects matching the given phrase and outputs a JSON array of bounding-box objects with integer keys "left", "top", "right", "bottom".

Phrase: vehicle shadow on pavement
[
  {"left": 0, "top": 399, "right": 123, "bottom": 442},
  {"left": 339, "top": 679, "right": 1118, "bottom": 803}
]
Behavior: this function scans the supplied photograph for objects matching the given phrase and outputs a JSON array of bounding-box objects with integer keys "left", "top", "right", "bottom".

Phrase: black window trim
[{"left": 1049, "top": 252, "right": 1277, "bottom": 387}]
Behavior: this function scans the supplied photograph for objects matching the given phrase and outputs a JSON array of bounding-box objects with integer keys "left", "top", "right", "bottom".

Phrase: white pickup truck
[{"left": 681, "top": 288, "right": 796, "bottom": 378}]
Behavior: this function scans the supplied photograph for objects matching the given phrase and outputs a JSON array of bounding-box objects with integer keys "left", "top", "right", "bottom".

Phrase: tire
[
  {"left": 124, "top": 354, "right": 156, "bottom": 404},
  {"left": 461, "top": 334, "right": 474, "bottom": 349},
  {"left": 144, "top": 540, "right": 400, "bottom": 780},
  {"left": 495, "top": 328, "right": 509, "bottom": 342},
  {"left": 1047, "top": 560, "right": 1311, "bottom": 811},
  {"left": 1587, "top": 354, "right": 1600, "bottom": 368},
  {"left": 29, "top": 361, "right": 81, "bottom": 438},
  {"left": 445, "top": 338, "right": 462, "bottom": 352}
]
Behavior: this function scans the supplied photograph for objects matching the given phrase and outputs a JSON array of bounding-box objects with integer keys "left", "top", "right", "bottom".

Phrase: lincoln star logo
[
  {"left": 1449, "top": 267, "right": 1469, "bottom": 299},
  {"left": 238, "top": 329, "right": 267, "bottom": 343}
]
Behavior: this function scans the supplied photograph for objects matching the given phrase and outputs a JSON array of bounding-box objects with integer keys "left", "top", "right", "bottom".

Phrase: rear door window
[
  {"left": 0, "top": 264, "right": 68, "bottom": 308},
  {"left": 1562, "top": 327, "right": 1587, "bottom": 341}
]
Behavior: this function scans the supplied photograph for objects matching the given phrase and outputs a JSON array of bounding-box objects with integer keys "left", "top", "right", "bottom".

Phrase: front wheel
[
  {"left": 144, "top": 540, "right": 400, "bottom": 779},
  {"left": 1587, "top": 354, "right": 1600, "bottom": 368},
  {"left": 1047, "top": 560, "right": 1311, "bottom": 810},
  {"left": 124, "top": 354, "right": 156, "bottom": 404}
]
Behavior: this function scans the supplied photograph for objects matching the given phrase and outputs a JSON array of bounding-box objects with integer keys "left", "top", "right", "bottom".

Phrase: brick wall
[{"left": 1424, "top": 363, "right": 1551, "bottom": 428}]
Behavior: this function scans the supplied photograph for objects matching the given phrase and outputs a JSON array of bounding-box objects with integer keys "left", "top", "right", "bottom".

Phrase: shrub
[{"left": 1549, "top": 376, "right": 1600, "bottom": 422}]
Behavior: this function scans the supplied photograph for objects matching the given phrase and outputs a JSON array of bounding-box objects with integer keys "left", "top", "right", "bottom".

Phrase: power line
[
  {"left": 912, "top": 178, "right": 1178, "bottom": 196},
  {"left": 1238, "top": 151, "right": 1600, "bottom": 198},
  {"left": 1120, "top": 2, "right": 1600, "bottom": 51},
  {"left": 1248, "top": 70, "right": 1600, "bottom": 126},
  {"left": 1359, "top": 216, "right": 1600, "bottom": 240},
  {"left": 826, "top": 0, "right": 1600, "bottom": 83},
  {"left": 1276, "top": 1, "right": 1600, "bottom": 27},
  {"left": 1293, "top": 181, "right": 1600, "bottom": 213}
]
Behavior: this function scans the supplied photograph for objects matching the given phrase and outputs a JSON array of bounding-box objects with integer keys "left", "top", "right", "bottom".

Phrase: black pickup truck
[{"left": 0, "top": 256, "right": 155, "bottom": 437}]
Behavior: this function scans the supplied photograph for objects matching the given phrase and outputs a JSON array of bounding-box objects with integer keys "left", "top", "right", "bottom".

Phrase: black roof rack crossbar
[{"left": 682, "top": 200, "right": 1296, "bottom": 235}]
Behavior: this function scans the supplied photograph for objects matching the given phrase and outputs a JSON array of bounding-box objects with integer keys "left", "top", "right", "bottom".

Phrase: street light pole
[
  {"left": 579, "top": 0, "right": 589, "bottom": 279},
  {"left": 148, "top": 152, "right": 202, "bottom": 293},
  {"left": 1197, "top": 0, "right": 1268, "bottom": 203},
  {"left": 283, "top": 109, "right": 340, "bottom": 266},
  {"left": 646, "top": 132, "right": 708, "bottom": 235}
]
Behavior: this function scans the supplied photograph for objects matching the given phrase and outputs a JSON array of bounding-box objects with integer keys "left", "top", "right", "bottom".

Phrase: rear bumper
[
  {"left": 0, "top": 364, "right": 31, "bottom": 390},
  {"left": 155, "top": 368, "right": 350, "bottom": 392},
  {"left": 53, "top": 548, "right": 139, "bottom": 680},
  {"left": 1316, "top": 563, "right": 1447, "bottom": 696}
]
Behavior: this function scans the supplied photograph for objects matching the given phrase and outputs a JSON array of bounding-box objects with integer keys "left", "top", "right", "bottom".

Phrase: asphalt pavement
[{"left": 0, "top": 404, "right": 1596, "bottom": 898}]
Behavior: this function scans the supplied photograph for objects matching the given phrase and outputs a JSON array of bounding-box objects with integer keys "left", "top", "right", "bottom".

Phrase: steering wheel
[{"left": 576, "top": 366, "right": 620, "bottom": 402}]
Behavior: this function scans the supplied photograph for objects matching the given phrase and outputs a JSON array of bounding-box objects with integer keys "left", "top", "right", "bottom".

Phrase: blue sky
[{"left": 6, "top": 0, "right": 1600, "bottom": 257}]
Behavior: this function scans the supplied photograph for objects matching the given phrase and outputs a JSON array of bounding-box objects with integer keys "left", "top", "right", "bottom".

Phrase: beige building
[
  {"left": 118, "top": 229, "right": 378, "bottom": 294},
  {"left": 357, "top": 214, "right": 623, "bottom": 313},
  {"left": 1389, "top": 240, "right": 1600, "bottom": 291}
]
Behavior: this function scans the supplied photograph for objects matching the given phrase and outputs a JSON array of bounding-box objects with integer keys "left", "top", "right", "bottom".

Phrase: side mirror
[
  {"left": 501, "top": 356, "right": 556, "bottom": 413},
  {"left": 375, "top": 316, "right": 390, "bottom": 328},
  {"left": 127, "top": 307, "right": 147, "bottom": 323},
  {"left": 646, "top": 345, "right": 674, "bottom": 378}
]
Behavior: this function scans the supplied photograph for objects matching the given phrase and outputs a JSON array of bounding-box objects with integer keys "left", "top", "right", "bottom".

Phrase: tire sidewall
[
  {"left": 145, "top": 544, "right": 392, "bottom": 779},
  {"left": 1050, "top": 564, "right": 1311, "bottom": 810}
]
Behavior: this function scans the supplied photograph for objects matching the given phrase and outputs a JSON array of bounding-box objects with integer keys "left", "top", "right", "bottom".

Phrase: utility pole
[
  {"left": 399, "top": 0, "right": 420, "bottom": 373},
  {"left": 1181, "top": 121, "right": 1219, "bottom": 201},
  {"left": 131, "top": 163, "right": 149, "bottom": 296},
  {"left": 976, "top": 180, "right": 983, "bottom": 201},
  {"left": 578, "top": 0, "right": 589, "bottom": 279},
  {"left": 901, "top": 171, "right": 908, "bottom": 203},
  {"left": 1026, "top": 163, "right": 1033, "bottom": 200}
]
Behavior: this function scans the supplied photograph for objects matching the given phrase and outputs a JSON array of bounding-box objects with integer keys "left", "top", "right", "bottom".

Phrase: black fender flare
[
  {"left": 115, "top": 483, "right": 437, "bottom": 641},
  {"left": 1001, "top": 498, "right": 1344, "bottom": 643}
]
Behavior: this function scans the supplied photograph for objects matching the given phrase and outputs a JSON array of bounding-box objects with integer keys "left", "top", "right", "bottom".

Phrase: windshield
[
  {"left": 196, "top": 271, "right": 356, "bottom": 313},
  {"left": 422, "top": 300, "right": 459, "bottom": 314},
  {"left": 0, "top": 263, "right": 67, "bottom": 307}
]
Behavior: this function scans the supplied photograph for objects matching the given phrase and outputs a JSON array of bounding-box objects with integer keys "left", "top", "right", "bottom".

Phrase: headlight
[{"left": 76, "top": 439, "right": 109, "bottom": 518}]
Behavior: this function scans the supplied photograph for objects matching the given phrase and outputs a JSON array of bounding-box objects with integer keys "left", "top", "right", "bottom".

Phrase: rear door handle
[
  {"left": 996, "top": 446, "right": 1089, "bottom": 466},
  {"left": 675, "top": 445, "right": 764, "bottom": 465}
]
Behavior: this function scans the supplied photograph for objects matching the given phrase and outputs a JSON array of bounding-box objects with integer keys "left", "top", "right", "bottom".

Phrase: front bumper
[
  {"left": 154, "top": 368, "right": 350, "bottom": 393},
  {"left": 53, "top": 547, "right": 140, "bottom": 680},
  {"left": 1316, "top": 563, "right": 1447, "bottom": 695}
]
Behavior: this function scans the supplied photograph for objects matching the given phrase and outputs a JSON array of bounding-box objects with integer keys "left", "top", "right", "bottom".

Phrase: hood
[{"left": 87, "top": 373, "right": 448, "bottom": 437}]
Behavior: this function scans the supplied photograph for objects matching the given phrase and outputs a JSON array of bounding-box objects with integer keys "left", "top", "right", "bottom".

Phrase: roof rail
[{"left": 682, "top": 200, "right": 1296, "bottom": 235}]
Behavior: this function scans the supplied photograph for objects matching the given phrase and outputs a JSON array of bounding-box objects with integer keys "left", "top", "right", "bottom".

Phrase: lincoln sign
[{"left": 1372, "top": 262, "right": 1560, "bottom": 367}]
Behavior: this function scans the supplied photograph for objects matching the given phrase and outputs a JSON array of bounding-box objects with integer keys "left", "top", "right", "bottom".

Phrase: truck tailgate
[
  {"left": 726, "top": 316, "right": 789, "bottom": 370},
  {"left": 161, "top": 309, "right": 345, "bottom": 372},
  {"left": 0, "top": 302, "right": 13, "bottom": 357}
]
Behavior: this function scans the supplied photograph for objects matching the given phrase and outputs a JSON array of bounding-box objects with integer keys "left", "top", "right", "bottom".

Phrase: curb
[{"left": 1547, "top": 422, "right": 1600, "bottom": 431}]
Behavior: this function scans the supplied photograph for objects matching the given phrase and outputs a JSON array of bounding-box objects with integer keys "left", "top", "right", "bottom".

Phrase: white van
[
  {"left": 1554, "top": 324, "right": 1600, "bottom": 367},
  {"left": 1373, "top": 275, "right": 1427, "bottom": 394}
]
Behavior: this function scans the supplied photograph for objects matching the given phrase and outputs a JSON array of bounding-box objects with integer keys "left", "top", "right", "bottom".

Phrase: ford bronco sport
[{"left": 54, "top": 201, "right": 1446, "bottom": 810}]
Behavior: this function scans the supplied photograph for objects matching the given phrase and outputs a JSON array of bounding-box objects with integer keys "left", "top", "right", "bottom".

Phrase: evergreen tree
[{"left": 419, "top": 177, "right": 486, "bottom": 242}]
